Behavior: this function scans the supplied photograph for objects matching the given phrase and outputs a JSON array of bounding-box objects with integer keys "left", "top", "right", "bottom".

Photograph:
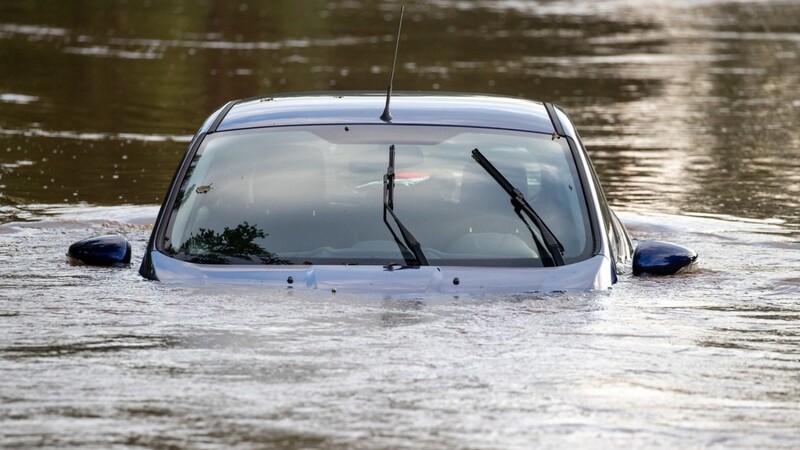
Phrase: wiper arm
[
  {"left": 470, "top": 148, "right": 565, "bottom": 266},
  {"left": 383, "top": 145, "right": 429, "bottom": 266}
]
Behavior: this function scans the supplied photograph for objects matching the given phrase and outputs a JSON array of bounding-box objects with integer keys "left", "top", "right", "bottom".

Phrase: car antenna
[{"left": 379, "top": 5, "right": 405, "bottom": 122}]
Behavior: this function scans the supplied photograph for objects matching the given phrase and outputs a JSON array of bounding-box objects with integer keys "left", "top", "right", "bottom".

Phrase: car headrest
[{"left": 459, "top": 159, "right": 528, "bottom": 209}]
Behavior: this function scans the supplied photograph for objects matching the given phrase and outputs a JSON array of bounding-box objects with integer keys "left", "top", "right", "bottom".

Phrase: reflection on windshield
[
  {"left": 175, "top": 222, "right": 289, "bottom": 265},
  {"left": 162, "top": 125, "right": 593, "bottom": 266}
]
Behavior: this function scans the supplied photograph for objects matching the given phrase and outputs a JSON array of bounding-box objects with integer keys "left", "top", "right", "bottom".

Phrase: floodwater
[{"left": 1, "top": 0, "right": 799, "bottom": 448}]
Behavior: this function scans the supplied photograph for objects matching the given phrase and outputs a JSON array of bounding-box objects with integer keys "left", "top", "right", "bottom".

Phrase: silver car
[{"left": 70, "top": 93, "right": 697, "bottom": 293}]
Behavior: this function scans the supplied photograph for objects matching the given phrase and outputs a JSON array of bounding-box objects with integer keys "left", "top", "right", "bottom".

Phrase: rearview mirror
[
  {"left": 633, "top": 240, "right": 697, "bottom": 276},
  {"left": 68, "top": 235, "right": 132, "bottom": 267}
]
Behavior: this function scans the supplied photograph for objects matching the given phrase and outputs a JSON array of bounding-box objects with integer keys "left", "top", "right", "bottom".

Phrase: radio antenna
[{"left": 379, "top": 5, "right": 405, "bottom": 122}]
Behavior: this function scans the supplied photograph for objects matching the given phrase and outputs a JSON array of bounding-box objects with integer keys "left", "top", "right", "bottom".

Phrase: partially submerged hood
[{"left": 147, "top": 251, "right": 614, "bottom": 294}]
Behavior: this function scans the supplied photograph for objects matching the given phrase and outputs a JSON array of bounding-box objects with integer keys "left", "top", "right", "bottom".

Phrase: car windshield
[{"left": 161, "top": 124, "right": 594, "bottom": 267}]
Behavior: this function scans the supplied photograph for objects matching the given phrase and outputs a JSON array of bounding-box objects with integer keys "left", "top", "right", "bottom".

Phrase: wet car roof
[{"left": 214, "top": 93, "right": 566, "bottom": 136}]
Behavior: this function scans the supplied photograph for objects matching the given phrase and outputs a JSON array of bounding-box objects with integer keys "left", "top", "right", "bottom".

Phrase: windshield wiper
[
  {"left": 383, "top": 144, "right": 429, "bottom": 266},
  {"left": 470, "top": 148, "right": 565, "bottom": 267}
]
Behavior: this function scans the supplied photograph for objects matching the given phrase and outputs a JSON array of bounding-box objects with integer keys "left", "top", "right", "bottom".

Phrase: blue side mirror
[
  {"left": 67, "top": 235, "right": 132, "bottom": 267},
  {"left": 633, "top": 240, "right": 697, "bottom": 276}
]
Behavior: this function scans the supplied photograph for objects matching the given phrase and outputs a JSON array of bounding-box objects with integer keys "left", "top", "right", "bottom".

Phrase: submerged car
[{"left": 69, "top": 92, "right": 697, "bottom": 293}]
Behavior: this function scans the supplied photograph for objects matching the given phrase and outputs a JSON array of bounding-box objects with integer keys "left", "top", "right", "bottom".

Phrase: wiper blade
[
  {"left": 383, "top": 145, "right": 429, "bottom": 266},
  {"left": 470, "top": 148, "right": 565, "bottom": 267}
]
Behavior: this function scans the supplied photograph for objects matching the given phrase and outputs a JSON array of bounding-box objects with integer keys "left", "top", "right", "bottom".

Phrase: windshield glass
[{"left": 161, "top": 124, "right": 594, "bottom": 267}]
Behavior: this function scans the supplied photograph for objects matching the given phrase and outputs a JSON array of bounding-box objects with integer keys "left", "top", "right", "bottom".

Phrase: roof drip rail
[
  {"left": 208, "top": 100, "right": 239, "bottom": 133},
  {"left": 543, "top": 102, "right": 566, "bottom": 140}
]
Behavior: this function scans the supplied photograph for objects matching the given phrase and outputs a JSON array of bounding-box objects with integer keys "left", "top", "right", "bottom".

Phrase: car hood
[{"left": 147, "top": 251, "right": 614, "bottom": 294}]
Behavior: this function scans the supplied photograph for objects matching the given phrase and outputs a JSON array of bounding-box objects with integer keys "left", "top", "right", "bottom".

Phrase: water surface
[{"left": 1, "top": 0, "right": 799, "bottom": 448}]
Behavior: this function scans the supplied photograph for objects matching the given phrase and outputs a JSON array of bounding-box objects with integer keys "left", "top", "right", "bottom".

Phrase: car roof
[{"left": 215, "top": 92, "right": 562, "bottom": 136}]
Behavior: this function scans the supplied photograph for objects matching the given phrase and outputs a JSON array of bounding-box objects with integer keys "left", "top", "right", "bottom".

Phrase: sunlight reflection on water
[{"left": 0, "top": 206, "right": 798, "bottom": 448}]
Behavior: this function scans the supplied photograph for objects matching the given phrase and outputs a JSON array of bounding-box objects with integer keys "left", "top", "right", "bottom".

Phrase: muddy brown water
[{"left": 1, "top": 1, "right": 799, "bottom": 448}]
